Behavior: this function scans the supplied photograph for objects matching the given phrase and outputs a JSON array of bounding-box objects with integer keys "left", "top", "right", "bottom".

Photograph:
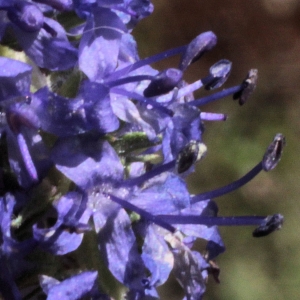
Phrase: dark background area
[{"left": 134, "top": 1, "right": 300, "bottom": 299}]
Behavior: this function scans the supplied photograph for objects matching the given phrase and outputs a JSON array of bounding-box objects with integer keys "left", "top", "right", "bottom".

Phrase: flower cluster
[{"left": 0, "top": 1, "right": 285, "bottom": 299}]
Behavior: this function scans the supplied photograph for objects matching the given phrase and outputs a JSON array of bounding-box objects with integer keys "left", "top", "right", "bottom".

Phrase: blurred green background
[{"left": 134, "top": 1, "right": 300, "bottom": 299}]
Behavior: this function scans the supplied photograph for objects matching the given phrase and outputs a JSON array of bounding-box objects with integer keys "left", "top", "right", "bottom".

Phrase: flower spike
[{"left": 0, "top": 1, "right": 286, "bottom": 297}]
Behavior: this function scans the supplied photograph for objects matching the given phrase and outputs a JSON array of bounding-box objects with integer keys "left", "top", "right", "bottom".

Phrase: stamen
[
  {"left": 191, "top": 133, "right": 286, "bottom": 203},
  {"left": 107, "top": 45, "right": 187, "bottom": 81},
  {"left": 106, "top": 193, "right": 176, "bottom": 233},
  {"left": 122, "top": 160, "right": 176, "bottom": 187},
  {"left": 179, "top": 31, "right": 217, "bottom": 71},
  {"left": 156, "top": 60, "right": 231, "bottom": 103},
  {"left": 105, "top": 75, "right": 154, "bottom": 88},
  {"left": 111, "top": 88, "right": 173, "bottom": 116},
  {"left": 252, "top": 214, "right": 284, "bottom": 237},
  {"left": 123, "top": 141, "right": 207, "bottom": 187},
  {"left": 156, "top": 213, "right": 283, "bottom": 237},
  {"left": 157, "top": 214, "right": 266, "bottom": 226},
  {"left": 174, "top": 79, "right": 204, "bottom": 100},
  {"left": 188, "top": 68, "right": 257, "bottom": 107},
  {"left": 262, "top": 133, "right": 285, "bottom": 171},
  {"left": 233, "top": 69, "right": 258, "bottom": 105},
  {"left": 16, "top": 133, "right": 38, "bottom": 182},
  {"left": 6, "top": 109, "right": 37, "bottom": 133},
  {"left": 201, "top": 59, "right": 232, "bottom": 90},
  {"left": 143, "top": 68, "right": 183, "bottom": 97},
  {"left": 109, "top": 31, "right": 216, "bottom": 82},
  {"left": 200, "top": 112, "right": 227, "bottom": 121},
  {"left": 188, "top": 85, "right": 242, "bottom": 107},
  {"left": 191, "top": 162, "right": 263, "bottom": 203}
]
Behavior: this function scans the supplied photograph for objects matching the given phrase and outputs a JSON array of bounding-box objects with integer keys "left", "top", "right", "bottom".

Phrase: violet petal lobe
[
  {"left": 141, "top": 225, "right": 174, "bottom": 286},
  {"left": 97, "top": 208, "right": 147, "bottom": 290},
  {"left": 130, "top": 173, "right": 190, "bottom": 215},
  {"left": 79, "top": 7, "right": 127, "bottom": 81},
  {"left": 40, "top": 271, "right": 100, "bottom": 300},
  {"left": 33, "top": 192, "right": 91, "bottom": 255},
  {"left": 0, "top": 58, "right": 31, "bottom": 101},
  {"left": 52, "top": 138, "right": 124, "bottom": 189}
]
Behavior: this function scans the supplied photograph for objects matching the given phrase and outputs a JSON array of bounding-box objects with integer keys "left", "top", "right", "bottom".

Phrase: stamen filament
[
  {"left": 105, "top": 75, "right": 154, "bottom": 88},
  {"left": 156, "top": 214, "right": 266, "bottom": 226},
  {"left": 188, "top": 85, "right": 242, "bottom": 106},
  {"left": 106, "top": 193, "right": 176, "bottom": 233},
  {"left": 191, "top": 162, "right": 263, "bottom": 203},
  {"left": 17, "top": 133, "right": 38, "bottom": 182},
  {"left": 156, "top": 78, "right": 204, "bottom": 103},
  {"left": 200, "top": 112, "right": 227, "bottom": 121},
  {"left": 108, "top": 46, "right": 187, "bottom": 81},
  {"left": 123, "top": 160, "right": 176, "bottom": 187},
  {"left": 112, "top": 87, "right": 173, "bottom": 116}
]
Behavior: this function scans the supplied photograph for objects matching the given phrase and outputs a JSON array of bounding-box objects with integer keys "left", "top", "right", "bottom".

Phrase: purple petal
[
  {"left": 52, "top": 138, "right": 124, "bottom": 188},
  {"left": 118, "top": 33, "right": 139, "bottom": 65},
  {"left": 177, "top": 201, "right": 226, "bottom": 259},
  {"left": 40, "top": 271, "right": 99, "bottom": 300},
  {"left": 33, "top": 192, "right": 91, "bottom": 255},
  {"left": 168, "top": 236, "right": 209, "bottom": 300},
  {"left": 130, "top": 174, "right": 190, "bottom": 215},
  {"left": 97, "top": 208, "right": 147, "bottom": 290},
  {"left": 141, "top": 226, "right": 173, "bottom": 286},
  {"left": 162, "top": 104, "right": 202, "bottom": 162},
  {"left": 32, "top": 84, "right": 119, "bottom": 136},
  {"left": 79, "top": 7, "right": 127, "bottom": 80},
  {"left": 0, "top": 58, "right": 31, "bottom": 101},
  {"left": 80, "top": 80, "right": 119, "bottom": 132},
  {"left": 110, "top": 94, "right": 157, "bottom": 140}
]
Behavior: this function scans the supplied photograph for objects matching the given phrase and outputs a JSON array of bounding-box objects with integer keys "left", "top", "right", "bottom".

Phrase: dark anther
[
  {"left": 252, "top": 214, "right": 284, "bottom": 237},
  {"left": 179, "top": 31, "right": 217, "bottom": 71},
  {"left": 203, "top": 59, "right": 232, "bottom": 90},
  {"left": 233, "top": 69, "right": 258, "bottom": 105},
  {"left": 262, "top": 133, "right": 286, "bottom": 171},
  {"left": 143, "top": 68, "right": 183, "bottom": 97}
]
